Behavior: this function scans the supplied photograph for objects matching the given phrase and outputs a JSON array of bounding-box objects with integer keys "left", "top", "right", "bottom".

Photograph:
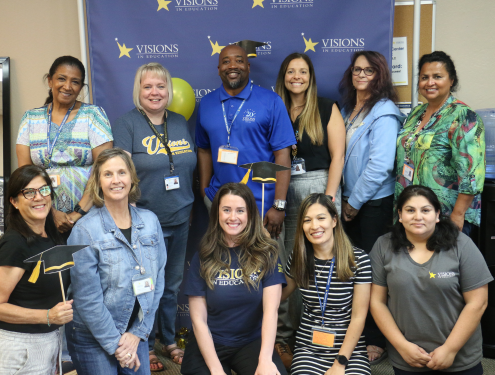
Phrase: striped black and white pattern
[{"left": 286, "top": 248, "right": 372, "bottom": 375}]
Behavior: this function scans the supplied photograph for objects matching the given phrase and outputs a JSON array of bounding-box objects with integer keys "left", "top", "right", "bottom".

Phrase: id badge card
[
  {"left": 49, "top": 174, "right": 60, "bottom": 188},
  {"left": 402, "top": 163, "right": 414, "bottom": 182},
  {"left": 218, "top": 145, "right": 239, "bottom": 165},
  {"left": 311, "top": 326, "right": 337, "bottom": 348},
  {"left": 165, "top": 174, "right": 180, "bottom": 190},
  {"left": 291, "top": 158, "right": 306, "bottom": 175},
  {"left": 132, "top": 276, "right": 154, "bottom": 296}
]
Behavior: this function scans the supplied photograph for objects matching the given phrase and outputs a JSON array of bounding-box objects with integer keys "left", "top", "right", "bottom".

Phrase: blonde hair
[
  {"left": 199, "top": 183, "right": 279, "bottom": 291},
  {"left": 275, "top": 53, "right": 323, "bottom": 146},
  {"left": 291, "top": 194, "right": 356, "bottom": 288},
  {"left": 86, "top": 148, "right": 140, "bottom": 207},
  {"left": 132, "top": 63, "right": 173, "bottom": 110}
]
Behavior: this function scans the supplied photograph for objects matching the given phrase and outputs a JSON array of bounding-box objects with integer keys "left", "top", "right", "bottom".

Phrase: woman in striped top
[{"left": 282, "top": 193, "right": 371, "bottom": 374}]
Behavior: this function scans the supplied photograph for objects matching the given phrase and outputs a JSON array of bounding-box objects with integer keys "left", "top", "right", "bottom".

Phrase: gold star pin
[
  {"left": 253, "top": 0, "right": 264, "bottom": 8},
  {"left": 302, "top": 33, "right": 319, "bottom": 53},
  {"left": 208, "top": 36, "right": 225, "bottom": 56},
  {"left": 157, "top": 0, "right": 172, "bottom": 11},
  {"left": 115, "top": 39, "right": 133, "bottom": 58},
  {"left": 429, "top": 272, "right": 436, "bottom": 278}
]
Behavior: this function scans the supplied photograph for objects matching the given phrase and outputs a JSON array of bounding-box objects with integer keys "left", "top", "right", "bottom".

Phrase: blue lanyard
[
  {"left": 221, "top": 84, "right": 253, "bottom": 147},
  {"left": 46, "top": 101, "right": 76, "bottom": 168},
  {"left": 314, "top": 258, "right": 335, "bottom": 326},
  {"left": 345, "top": 106, "right": 364, "bottom": 132}
]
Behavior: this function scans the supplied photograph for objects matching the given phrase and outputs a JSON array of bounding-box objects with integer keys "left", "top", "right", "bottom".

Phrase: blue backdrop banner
[{"left": 85, "top": 0, "right": 395, "bottom": 332}]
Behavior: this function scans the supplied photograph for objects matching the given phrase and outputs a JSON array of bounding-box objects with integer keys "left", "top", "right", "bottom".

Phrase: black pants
[
  {"left": 393, "top": 362, "right": 483, "bottom": 375},
  {"left": 343, "top": 194, "right": 393, "bottom": 349},
  {"left": 181, "top": 334, "right": 288, "bottom": 375}
]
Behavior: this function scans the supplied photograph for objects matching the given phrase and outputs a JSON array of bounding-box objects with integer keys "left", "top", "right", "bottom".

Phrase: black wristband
[{"left": 73, "top": 204, "right": 88, "bottom": 216}]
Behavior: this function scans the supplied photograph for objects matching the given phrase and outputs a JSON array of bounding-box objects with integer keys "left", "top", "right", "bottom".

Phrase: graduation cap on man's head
[
  {"left": 24, "top": 245, "right": 87, "bottom": 284},
  {"left": 234, "top": 40, "right": 267, "bottom": 58},
  {"left": 239, "top": 161, "right": 290, "bottom": 184}
]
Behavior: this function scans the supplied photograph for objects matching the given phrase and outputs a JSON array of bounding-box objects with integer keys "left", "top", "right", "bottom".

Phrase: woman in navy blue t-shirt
[{"left": 182, "top": 183, "right": 287, "bottom": 375}]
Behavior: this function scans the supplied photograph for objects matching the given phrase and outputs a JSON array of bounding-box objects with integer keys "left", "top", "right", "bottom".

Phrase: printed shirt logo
[
  {"left": 174, "top": 0, "right": 219, "bottom": 11},
  {"left": 278, "top": 263, "right": 283, "bottom": 273},
  {"left": 302, "top": 33, "right": 318, "bottom": 52},
  {"left": 429, "top": 271, "right": 456, "bottom": 279},
  {"left": 115, "top": 38, "right": 133, "bottom": 58},
  {"left": 157, "top": 0, "right": 172, "bottom": 11},
  {"left": 208, "top": 36, "right": 225, "bottom": 56},
  {"left": 142, "top": 135, "right": 193, "bottom": 156},
  {"left": 429, "top": 272, "right": 436, "bottom": 278},
  {"left": 243, "top": 109, "right": 256, "bottom": 123},
  {"left": 214, "top": 268, "right": 260, "bottom": 286},
  {"left": 271, "top": 0, "right": 314, "bottom": 9}
]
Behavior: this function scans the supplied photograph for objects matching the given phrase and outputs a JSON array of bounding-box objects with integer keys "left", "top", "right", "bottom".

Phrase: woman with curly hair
[{"left": 181, "top": 183, "right": 287, "bottom": 375}]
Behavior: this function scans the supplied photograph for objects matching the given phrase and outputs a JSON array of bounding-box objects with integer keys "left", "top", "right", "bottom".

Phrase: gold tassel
[
  {"left": 28, "top": 255, "right": 43, "bottom": 283},
  {"left": 240, "top": 168, "right": 251, "bottom": 184}
]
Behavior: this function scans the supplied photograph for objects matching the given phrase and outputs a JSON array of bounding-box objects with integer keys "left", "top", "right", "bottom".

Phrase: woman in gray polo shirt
[{"left": 370, "top": 185, "right": 492, "bottom": 375}]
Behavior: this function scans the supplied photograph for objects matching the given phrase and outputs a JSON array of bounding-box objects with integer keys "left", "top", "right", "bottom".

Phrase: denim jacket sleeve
[
  {"left": 128, "top": 216, "right": 167, "bottom": 339},
  {"left": 348, "top": 113, "right": 401, "bottom": 210},
  {"left": 68, "top": 225, "right": 122, "bottom": 355}
]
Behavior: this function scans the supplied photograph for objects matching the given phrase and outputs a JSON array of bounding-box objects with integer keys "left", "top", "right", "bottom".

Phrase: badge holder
[
  {"left": 402, "top": 163, "right": 414, "bottom": 182},
  {"left": 49, "top": 174, "right": 61, "bottom": 188},
  {"left": 218, "top": 145, "right": 239, "bottom": 165},
  {"left": 311, "top": 326, "right": 337, "bottom": 348},
  {"left": 291, "top": 157, "right": 306, "bottom": 175},
  {"left": 132, "top": 274, "right": 154, "bottom": 296},
  {"left": 164, "top": 172, "right": 180, "bottom": 191}
]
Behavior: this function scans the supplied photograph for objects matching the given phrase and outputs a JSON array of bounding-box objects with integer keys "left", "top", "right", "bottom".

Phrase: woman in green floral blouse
[{"left": 395, "top": 51, "right": 485, "bottom": 236}]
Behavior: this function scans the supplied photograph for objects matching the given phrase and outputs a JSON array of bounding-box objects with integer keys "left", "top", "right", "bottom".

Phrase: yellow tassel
[
  {"left": 28, "top": 260, "right": 42, "bottom": 283},
  {"left": 240, "top": 168, "right": 251, "bottom": 184}
]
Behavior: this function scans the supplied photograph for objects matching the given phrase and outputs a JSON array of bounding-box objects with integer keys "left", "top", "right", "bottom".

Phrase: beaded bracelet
[{"left": 47, "top": 309, "right": 51, "bottom": 327}]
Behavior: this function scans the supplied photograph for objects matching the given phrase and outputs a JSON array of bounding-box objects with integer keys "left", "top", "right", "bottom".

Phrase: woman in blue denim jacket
[
  {"left": 339, "top": 51, "right": 405, "bottom": 363},
  {"left": 66, "top": 148, "right": 166, "bottom": 375}
]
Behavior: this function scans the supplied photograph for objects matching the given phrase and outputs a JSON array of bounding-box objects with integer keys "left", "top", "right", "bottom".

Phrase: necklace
[{"left": 315, "top": 258, "right": 331, "bottom": 278}]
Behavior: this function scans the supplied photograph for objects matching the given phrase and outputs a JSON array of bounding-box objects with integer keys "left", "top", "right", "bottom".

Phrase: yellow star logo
[
  {"left": 115, "top": 38, "right": 133, "bottom": 58},
  {"left": 302, "top": 33, "right": 319, "bottom": 53},
  {"left": 208, "top": 36, "right": 225, "bottom": 56},
  {"left": 253, "top": 0, "right": 264, "bottom": 8},
  {"left": 429, "top": 272, "right": 436, "bottom": 278},
  {"left": 157, "top": 0, "right": 172, "bottom": 11}
]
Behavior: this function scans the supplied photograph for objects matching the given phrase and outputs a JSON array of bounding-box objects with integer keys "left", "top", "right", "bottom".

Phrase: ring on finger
[{"left": 127, "top": 353, "right": 132, "bottom": 358}]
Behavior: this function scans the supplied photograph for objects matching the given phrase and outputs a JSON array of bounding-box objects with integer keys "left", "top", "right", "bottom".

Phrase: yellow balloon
[{"left": 168, "top": 78, "right": 196, "bottom": 120}]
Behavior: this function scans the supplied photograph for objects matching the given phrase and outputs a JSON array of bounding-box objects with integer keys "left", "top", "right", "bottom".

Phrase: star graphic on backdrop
[
  {"left": 429, "top": 272, "right": 436, "bottom": 278},
  {"left": 208, "top": 36, "right": 225, "bottom": 56},
  {"left": 157, "top": 0, "right": 172, "bottom": 11},
  {"left": 253, "top": 0, "right": 264, "bottom": 8},
  {"left": 115, "top": 39, "right": 133, "bottom": 58},
  {"left": 302, "top": 33, "right": 318, "bottom": 52}
]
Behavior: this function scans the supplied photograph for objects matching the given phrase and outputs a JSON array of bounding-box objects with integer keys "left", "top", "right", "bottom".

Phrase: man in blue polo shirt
[{"left": 196, "top": 44, "right": 296, "bottom": 368}]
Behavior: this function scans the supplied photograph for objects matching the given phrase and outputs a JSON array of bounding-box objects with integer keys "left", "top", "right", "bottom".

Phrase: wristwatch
[
  {"left": 335, "top": 355, "right": 348, "bottom": 366},
  {"left": 272, "top": 199, "right": 287, "bottom": 211},
  {"left": 73, "top": 203, "right": 88, "bottom": 216}
]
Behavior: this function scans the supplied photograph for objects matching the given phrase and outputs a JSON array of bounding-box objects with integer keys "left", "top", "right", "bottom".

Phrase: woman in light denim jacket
[
  {"left": 339, "top": 51, "right": 404, "bottom": 364},
  {"left": 66, "top": 148, "right": 166, "bottom": 375}
]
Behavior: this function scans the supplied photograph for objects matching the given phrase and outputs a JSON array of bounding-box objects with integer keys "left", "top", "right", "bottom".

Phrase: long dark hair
[
  {"left": 6, "top": 165, "right": 64, "bottom": 245},
  {"left": 291, "top": 194, "right": 356, "bottom": 288},
  {"left": 199, "top": 183, "right": 278, "bottom": 290},
  {"left": 44, "top": 56, "right": 86, "bottom": 105},
  {"left": 417, "top": 51, "right": 459, "bottom": 92},
  {"left": 338, "top": 50, "right": 398, "bottom": 116},
  {"left": 391, "top": 185, "right": 458, "bottom": 252}
]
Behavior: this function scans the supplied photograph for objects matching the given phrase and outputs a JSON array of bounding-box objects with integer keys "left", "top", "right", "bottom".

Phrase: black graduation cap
[
  {"left": 24, "top": 245, "right": 87, "bottom": 283},
  {"left": 234, "top": 40, "right": 267, "bottom": 58},
  {"left": 239, "top": 161, "right": 290, "bottom": 184}
]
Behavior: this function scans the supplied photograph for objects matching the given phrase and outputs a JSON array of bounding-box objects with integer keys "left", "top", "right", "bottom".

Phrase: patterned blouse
[
  {"left": 395, "top": 95, "right": 485, "bottom": 226},
  {"left": 17, "top": 103, "right": 113, "bottom": 212}
]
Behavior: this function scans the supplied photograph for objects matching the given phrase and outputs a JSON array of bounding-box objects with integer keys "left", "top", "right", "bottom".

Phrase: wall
[
  {"left": 0, "top": 0, "right": 81, "bottom": 172},
  {"left": 435, "top": 0, "right": 495, "bottom": 110}
]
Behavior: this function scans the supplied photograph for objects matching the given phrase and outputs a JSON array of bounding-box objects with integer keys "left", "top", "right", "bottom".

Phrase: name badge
[
  {"left": 311, "top": 326, "right": 337, "bottom": 348},
  {"left": 403, "top": 163, "right": 414, "bottom": 182},
  {"left": 291, "top": 158, "right": 306, "bottom": 175},
  {"left": 218, "top": 145, "right": 239, "bottom": 165},
  {"left": 49, "top": 174, "right": 60, "bottom": 188},
  {"left": 165, "top": 175, "right": 180, "bottom": 190},
  {"left": 132, "top": 277, "right": 154, "bottom": 296}
]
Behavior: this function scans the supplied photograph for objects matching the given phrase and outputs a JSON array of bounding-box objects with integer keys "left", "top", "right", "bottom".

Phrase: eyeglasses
[
  {"left": 20, "top": 185, "right": 51, "bottom": 200},
  {"left": 352, "top": 67, "right": 375, "bottom": 76}
]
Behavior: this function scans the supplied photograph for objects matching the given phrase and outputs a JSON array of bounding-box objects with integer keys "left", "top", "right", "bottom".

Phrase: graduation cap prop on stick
[
  {"left": 239, "top": 161, "right": 290, "bottom": 218},
  {"left": 234, "top": 40, "right": 268, "bottom": 58},
  {"left": 24, "top": 245, "right": 87, "bottom": 302}
]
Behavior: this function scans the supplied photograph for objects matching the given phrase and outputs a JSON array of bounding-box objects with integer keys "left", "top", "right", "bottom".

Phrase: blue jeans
[
  {"left": 66, "top": 321, "right": 151, "bottom": 375},
  {"left": 149, "top": 220, "right": 190, "bottom": 350}
]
